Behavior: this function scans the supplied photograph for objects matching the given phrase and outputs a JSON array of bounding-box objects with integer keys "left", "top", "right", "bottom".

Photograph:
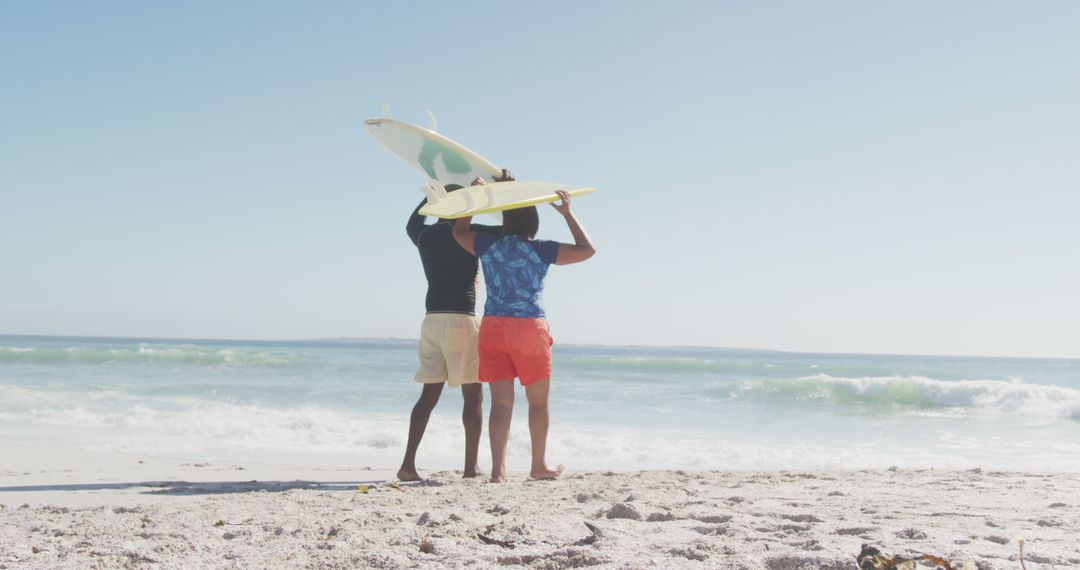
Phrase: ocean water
[{"left": 1, "top": 335, "right": 1078, "bottom": 472}]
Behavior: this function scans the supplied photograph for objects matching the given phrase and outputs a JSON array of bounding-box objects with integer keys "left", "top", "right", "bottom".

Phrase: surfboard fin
[
  {"left": 426, "top": 110, "right": 438, "bottom": 132},
  {"left": 379, "top": 102, "right": 393, "bottom": 119},
  {"left": 420, "top": 179, "right": 447, "bottom": 204}
]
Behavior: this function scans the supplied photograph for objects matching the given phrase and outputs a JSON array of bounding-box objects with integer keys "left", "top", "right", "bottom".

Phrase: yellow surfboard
[{"left": 418, "top": 181, "right": 596, "bottom": 219}]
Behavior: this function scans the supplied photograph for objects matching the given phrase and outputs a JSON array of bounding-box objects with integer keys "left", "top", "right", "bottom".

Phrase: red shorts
[{"left": 478, "top": 316, "right": 553, "bottom": 386}]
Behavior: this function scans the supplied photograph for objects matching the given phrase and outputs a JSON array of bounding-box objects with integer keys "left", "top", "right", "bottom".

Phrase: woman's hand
[
  {"left": 552, "top": 190, "right": 594, "bottom": 265},
  {"left": 550, "top": 190, "right": 572, "bottom": 216}
]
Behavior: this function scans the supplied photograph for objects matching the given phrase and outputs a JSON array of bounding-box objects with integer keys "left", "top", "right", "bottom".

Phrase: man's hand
[
  {"left": 493, "top": 169, "right": 515, "bottom": 183},
  {"left": 470, "top": 177, "right": 486, "bottom": 186}
]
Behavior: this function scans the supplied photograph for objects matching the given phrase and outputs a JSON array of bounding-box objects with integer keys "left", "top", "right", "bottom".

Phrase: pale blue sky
[{"left": 2, "top": 2, "right": 1078, "bottom": 358}]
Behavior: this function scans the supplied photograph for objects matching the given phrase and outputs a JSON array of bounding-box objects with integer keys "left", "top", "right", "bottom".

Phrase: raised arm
[
  {"left": 406, "top": 199, "right": 428, "bottom": 245},
  {"left": 452, "top": 216, "right": 477, "bottom": 255},
  {"left": 551, "top": 191, "right": 595, "bottom": 265}
]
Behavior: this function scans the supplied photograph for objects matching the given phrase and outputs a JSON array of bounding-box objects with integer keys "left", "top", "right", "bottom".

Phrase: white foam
[
  {"left": 3, "top": 400, "right": 1080, "bottom": 472},
  {"left": 735, "top": 374, "right": 1080, "bottom": 420}
]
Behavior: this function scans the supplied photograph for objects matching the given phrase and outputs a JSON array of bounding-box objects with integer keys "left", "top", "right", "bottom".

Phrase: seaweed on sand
[{"left": 856, "top": 544, "right": 975, "bottom": 570}]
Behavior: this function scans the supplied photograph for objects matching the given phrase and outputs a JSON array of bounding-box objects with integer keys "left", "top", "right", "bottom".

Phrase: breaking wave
[{"left": 731, "top": 374, "right": 1080, "bottom": 419}]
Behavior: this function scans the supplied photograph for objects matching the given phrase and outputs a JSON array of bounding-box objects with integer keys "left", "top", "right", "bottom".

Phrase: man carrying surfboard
[
  {"left": 452, "top": 190, "right": 595, "bottom": 482},
  {"left": 398, "top": 175, "right": 510, "bottom": 481}
]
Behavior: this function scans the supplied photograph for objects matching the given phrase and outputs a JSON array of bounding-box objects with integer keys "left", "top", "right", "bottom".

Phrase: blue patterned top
[{"left": 474, "top": 233, "right": 560, "bottom": 318}]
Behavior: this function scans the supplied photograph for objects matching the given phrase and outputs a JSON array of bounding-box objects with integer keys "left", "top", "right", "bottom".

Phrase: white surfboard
[
  {"left": 363, "top": 117, "right": 502, "bottom": 188},
  {"left": 418, "top": 181, "right": 596, "bottom": 219}
]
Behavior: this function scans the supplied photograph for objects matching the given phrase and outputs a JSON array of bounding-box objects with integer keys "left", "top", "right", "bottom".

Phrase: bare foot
[
  {"left": 529, "top": 464, "right": 563, "bottom": 480},
  {"left": 463, "top": 469, "right": 481, "bottom": 479},
  {"left": 397, "top": 467, "right": 422, "bottom": 482},
  {"left": 489, "top": 472, "right": 507, "bottom": 483}
]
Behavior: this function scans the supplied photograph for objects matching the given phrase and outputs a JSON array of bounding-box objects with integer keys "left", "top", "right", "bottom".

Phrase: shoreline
[{"left": 2, "top": 444, "right": 1078, "bottom": 568}]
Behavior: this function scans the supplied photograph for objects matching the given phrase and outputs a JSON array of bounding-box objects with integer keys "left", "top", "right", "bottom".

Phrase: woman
[{"left": 453, "top": 188, "right": 595, "bottom": 482}]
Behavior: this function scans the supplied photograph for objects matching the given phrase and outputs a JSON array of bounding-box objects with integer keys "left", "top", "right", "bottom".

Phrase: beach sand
[{"left": 1, "top": 443, "right": 1078, "bottom": 569}]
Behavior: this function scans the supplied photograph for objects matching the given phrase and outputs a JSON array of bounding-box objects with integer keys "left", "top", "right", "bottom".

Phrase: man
[{"left": 397, "top": 173, "right": 508, "bottom": 481}]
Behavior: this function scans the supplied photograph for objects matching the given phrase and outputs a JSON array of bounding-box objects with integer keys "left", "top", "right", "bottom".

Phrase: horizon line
[{"left": 1, "top": 332, "right": 1077, "bottom": 362}]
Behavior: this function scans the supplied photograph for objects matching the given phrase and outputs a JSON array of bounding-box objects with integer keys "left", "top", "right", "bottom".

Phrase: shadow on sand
[{"left": 0, "top": 479, "right": 402, "bottom": 496}]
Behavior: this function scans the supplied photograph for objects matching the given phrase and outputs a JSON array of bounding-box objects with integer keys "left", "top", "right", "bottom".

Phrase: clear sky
[{"left": 2, "top": 2, "right": 1078, "bottom": 358}]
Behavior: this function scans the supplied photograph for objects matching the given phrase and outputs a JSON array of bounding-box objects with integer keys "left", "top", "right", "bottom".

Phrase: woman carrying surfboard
[{"left": 453, "top": 186, "right": 595, "bottom": 482}]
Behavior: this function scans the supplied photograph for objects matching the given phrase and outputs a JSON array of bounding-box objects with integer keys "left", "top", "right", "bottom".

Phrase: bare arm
[{"left": 551, "top": 191, "right": 595, "bottom": 265}]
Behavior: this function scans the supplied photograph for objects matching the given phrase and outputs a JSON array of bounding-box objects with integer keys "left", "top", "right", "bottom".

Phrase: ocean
[{"left": 1, "top": 335, "right": 1078, "bottom": 472}]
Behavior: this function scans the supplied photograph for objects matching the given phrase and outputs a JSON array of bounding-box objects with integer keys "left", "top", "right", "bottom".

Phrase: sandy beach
[
  {"left": 2, "top": 444, "right": 1078, "bottom": 569},
  {"left": 6, "top": 0, "right": 1080, "bottom": 567}
]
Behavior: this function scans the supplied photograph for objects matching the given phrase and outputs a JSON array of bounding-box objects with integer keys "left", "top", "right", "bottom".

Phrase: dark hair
[{"left": 501, "top": 206, "right": 539, "bottom": 239}]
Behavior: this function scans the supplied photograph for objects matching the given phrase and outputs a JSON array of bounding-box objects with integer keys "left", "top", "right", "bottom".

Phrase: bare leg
[
  {"left": 461, "top": 383, "right": 483, "bottom": 478},
  {"left": 488, "top": 380, "right": 516, "bottom": 483},
  {"left": 525, "top": 379, "right": 560, "bottom": 480},
  {"left": 398, "top": 382, "right": 444, "bottom": 481}
]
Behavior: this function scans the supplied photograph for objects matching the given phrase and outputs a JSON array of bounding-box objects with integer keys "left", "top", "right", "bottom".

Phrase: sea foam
[{"left": 731, "top": 374, "right": 1080, "bottom": 419}]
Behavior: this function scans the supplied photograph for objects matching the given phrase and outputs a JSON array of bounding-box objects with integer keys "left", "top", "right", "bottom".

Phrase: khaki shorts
[{"left": 415, "top": 313, "right": 481, "bottom": 388}]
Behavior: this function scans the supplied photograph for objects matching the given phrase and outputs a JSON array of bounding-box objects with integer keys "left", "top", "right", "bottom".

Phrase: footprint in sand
[
  {"left": 834, "top": 527, "right": 877, "bottom": 537},
  {"left": 896, "top": 528, "right": 928, "bottom": 540},
  {"left": 691, "top": 514, "right": 732, "bottom": 524},
  {"left": 690, "top": 525, "right": 729, "bottom": 536},
  {"left": 668, "top": 541, "right": 716, "bottom": 561},
  {"left": 486, "top": 505, "right": 510, "bottom": 516},
  {"left": 781, "top": 514, "right": 824, "bottom": 523}
]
